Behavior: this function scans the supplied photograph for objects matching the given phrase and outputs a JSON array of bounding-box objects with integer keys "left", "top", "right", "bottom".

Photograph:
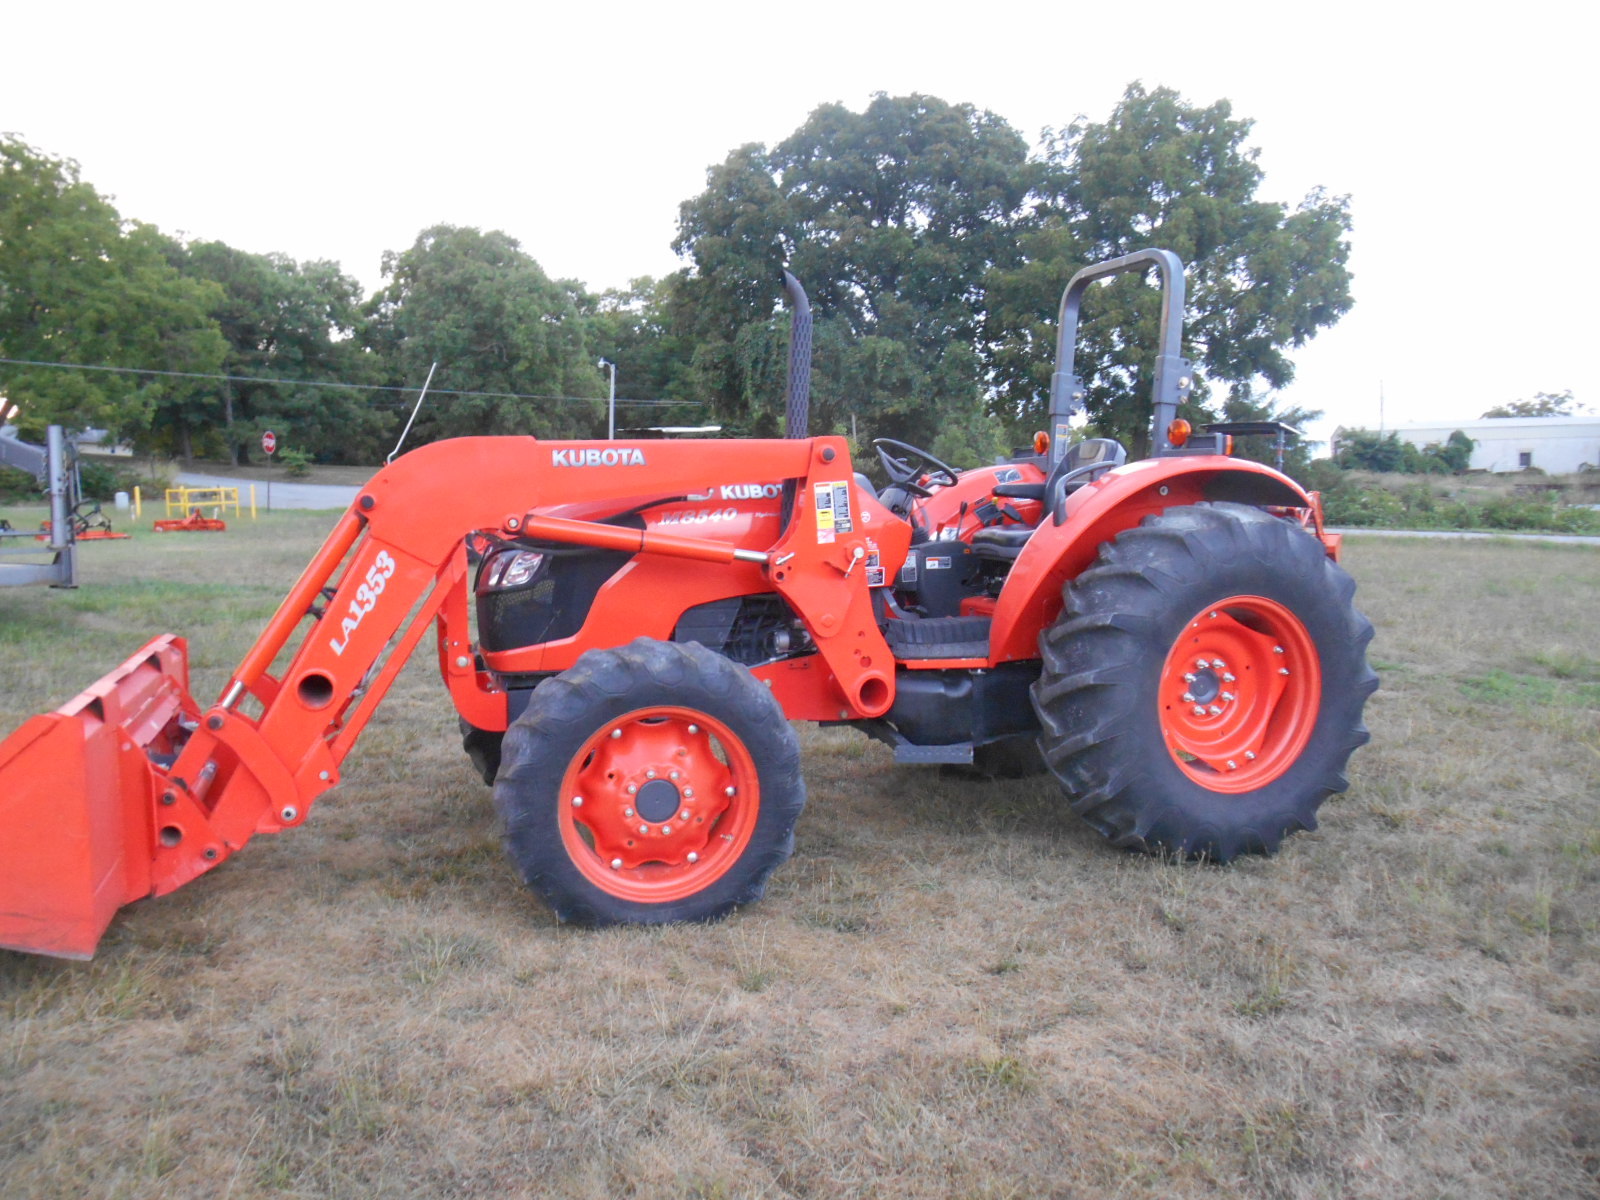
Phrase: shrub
[
  {"left": 77, "top": 458, "right": 172, "bottom": 501},
  {"left": 0, "top": 464, "right": 39, "bottom": 502},
  {"left": 1322, "top": 485, "right": 1404, "bottom": 527},
  {"left": 278, "top": 449, "right": 313, "bottom": 479}
]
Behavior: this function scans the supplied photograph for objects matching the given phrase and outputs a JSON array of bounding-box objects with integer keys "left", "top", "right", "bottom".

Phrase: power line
[{"left": 0, "top": 356, "right": 696, "bottom": 408}]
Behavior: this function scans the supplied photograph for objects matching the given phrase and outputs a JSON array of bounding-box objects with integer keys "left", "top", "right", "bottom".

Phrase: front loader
[{"left": 0, "top": 250, "right": 1377, "bottom": 959}]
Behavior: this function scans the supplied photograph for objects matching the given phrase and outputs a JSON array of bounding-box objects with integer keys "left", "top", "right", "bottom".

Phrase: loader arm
[{"left": 0, "top": 435, "right": 891, "bottom": 958}]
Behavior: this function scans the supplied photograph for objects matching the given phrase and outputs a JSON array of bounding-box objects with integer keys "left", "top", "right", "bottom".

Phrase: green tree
[
  {"left": 985, "top": 83, "right": 1353, "bottom": 455},
  {"left": 1331, "top": 427, "right": 1473, "bottom": 475},
  {"left": 364, "top": 226, "right": 603, "bottom": 442},
  {"left": 672, "top": 93, "right": 1032, "bottom": 459},
  {"left": 1433, "top": 430, "right": 1475, "bottom": 473},
  {"left": 0, "top": 137, "right": 224, "bottom": 441},
  {"left": 165, "top": 240, "right": 386, "bottom": 463},
  {"left": 577, "top": 276, "right": 705, "bottom": 431},
  {"left": 1481, "top": 389, "right": 1587, "bottom": 418},
  {"left": 1331, "top": 428, "right": 1408, "bottom": 473}
]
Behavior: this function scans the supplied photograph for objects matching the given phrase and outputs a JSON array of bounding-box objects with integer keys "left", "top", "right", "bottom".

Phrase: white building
[{"left": 1383, "top": 416, "right": 1600, "bottom": 474}]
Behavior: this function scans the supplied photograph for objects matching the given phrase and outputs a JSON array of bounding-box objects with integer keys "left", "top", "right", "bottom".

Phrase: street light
[{"left": 597, "top": 359, "right": 617, "bottom": 440}]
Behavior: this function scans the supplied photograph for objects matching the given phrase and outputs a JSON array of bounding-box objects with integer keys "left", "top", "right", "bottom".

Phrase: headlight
[{"left": 483, "top": 549, "right": 546, "bottom": 590}]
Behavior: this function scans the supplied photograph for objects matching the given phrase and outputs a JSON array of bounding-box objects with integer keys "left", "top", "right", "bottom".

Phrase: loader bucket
[{"left": 0, "top": 635, "right": 197, "bottom": 959}]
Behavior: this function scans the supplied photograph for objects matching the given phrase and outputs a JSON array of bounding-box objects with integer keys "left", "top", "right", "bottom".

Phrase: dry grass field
[{"left": 1, "top": 508, "right": 1596, "bottom": 1199}]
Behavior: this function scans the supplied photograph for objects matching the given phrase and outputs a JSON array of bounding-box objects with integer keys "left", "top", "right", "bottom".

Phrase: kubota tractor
[{"left": 0, "top": 249, "right": 1376, "bottom": 959}]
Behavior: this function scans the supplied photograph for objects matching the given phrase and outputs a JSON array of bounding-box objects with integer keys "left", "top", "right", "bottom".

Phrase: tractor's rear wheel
[
  {"left": 1032, "top": 502, "right": 1377, "bottom": 862},
  {"left": 493, "top": 638, "right": 805, "bottom": 925}
]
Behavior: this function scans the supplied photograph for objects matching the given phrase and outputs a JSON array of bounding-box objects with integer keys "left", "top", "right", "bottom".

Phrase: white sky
[{"left": 4, "top": 2, "right": 1593, "bottom": 448}]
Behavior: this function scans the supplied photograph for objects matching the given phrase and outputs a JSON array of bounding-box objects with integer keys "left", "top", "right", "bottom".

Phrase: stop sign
[{"left": 261, "top": 430, "right": 277, "bottom": 455}]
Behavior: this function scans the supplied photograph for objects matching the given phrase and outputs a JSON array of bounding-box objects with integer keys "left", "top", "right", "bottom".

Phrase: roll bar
[{"left": 1048, "top": 248, "right": 1194, "bottom": 462}]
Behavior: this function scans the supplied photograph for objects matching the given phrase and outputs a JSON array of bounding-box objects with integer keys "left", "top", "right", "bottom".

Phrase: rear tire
[
  {"left": 493, "top": 638, "right": 805, "bottom": 925},
  {"left": 1032, "top": 503, "right": 1376, "bottom": 862}
]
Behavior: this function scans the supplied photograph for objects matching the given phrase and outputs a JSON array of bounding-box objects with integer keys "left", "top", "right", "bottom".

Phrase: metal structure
[
  {"left": 0, "top": 251, "right": 1376, "bottom": 960},
  {"left": 0, "top": 424, "right": 79, "bottom": 588}
]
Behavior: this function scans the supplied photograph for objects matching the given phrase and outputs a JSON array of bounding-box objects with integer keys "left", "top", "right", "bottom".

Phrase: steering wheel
[{"left": 872, "top": 438, "right": 959, "bottom": 498}]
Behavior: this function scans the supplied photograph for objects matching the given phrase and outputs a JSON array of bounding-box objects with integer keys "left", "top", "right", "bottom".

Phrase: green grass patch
[{"left": 1460, "top": 669, "right": 1600, "bottom": 709}]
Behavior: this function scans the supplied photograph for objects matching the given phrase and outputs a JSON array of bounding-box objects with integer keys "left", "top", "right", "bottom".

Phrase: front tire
[
  {"left": 493, "top": 638, "right": 805, "bottom": 925},
  {"left": 1032, "top": 503, "right": 1377, "bottom": 862}
]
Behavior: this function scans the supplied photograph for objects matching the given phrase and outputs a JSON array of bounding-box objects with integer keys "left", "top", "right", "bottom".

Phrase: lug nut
[
  {"left": 725, "top": 786, "right": 737, "bottom": 797},
  {"left": 1192, "top": 705, "right": 1206, "bottom": 716},
  {"left": 611, "top": 728, "right": 623, "bottom": 739},
  {"left": 639, "top": 824, "right": 649, "bottom": 835},
  {"left": 1208, "top": 704, "right": 1223, "bottom": 716},
  {"left": 680, "top": 810, "right": 690, "bottom": 822},
  {"left": 1221, "top": 691, "right": 1235, "bottom": 702},
  {"left": 1182, "top": 692, "right": 1196, "bottom": 703},
  {"left": 1279, "top": 668, "right": 1290, "bottom": 676},
  {"left": 687, "top": 724, "right": 699, "bottom": 735},
  {"left": 683, "top": 788, "right": 694, "bottom": 799},
  {"left": 670, "top": 770, "right": 681, "bottom": 781},
  {"left": 663, "top": 825, "right": 673, "bottom": 835},
  {"left": 1212, "top": 658, "right": 1227, "bottom": 669},
  {"left": 1226, "top": 760, "right": 1237, "bottom": 770},
  {"left": 687, "top": 852, "right": 699, "bottom": 863},
  {"left": 1209, "top": 611, "right": 1219, "bottom": 619},
  {"left": 610, "top": 858, "right": 622, "bottom": 870},
  {"left": 1196, "top": 658, "right": 1210, "bottom": 669},
  {"left": 1246, "top": 751, "right": 1257, "bottom": 760},
  {"left": 646, "top": 769, "right": 657, "bottom": 779},
  {"left": 1273, "top": 645, "right": 1285, "bottom": 655},
  {"left": 1222, "top": 672, "right": 1236, "bottom": 683},
  {"left": 626, "top": 784, "right": 637, "bottom": 795},
  {"left": 1183, "top": 673, "right": 1197, "bottom": 684},
  {"left": 571, "top": 796, "right": 584, "bottom": 808},
  {"left": 624, "top": 807, "right": 634, "bottom": 818}
]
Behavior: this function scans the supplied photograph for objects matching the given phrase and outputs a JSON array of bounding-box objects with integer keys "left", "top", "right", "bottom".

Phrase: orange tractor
[{"left": 0, "top": 250, "right": 1376, "bottom": 958}]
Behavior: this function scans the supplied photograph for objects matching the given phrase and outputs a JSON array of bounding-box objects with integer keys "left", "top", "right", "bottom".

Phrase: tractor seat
[
  {"left": 970, "top": 525, "right": 1033, "bottom": 561},
  {"left": 970, "top": 438, "right": 1129, "bottom": 561}
]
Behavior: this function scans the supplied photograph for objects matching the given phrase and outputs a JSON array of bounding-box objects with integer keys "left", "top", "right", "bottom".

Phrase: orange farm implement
[{"left": 153, "top": 508, "right": 227, "bottom": 533}]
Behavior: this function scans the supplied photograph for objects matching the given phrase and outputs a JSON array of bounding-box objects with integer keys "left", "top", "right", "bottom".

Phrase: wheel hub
[
  {"left": 634, "top": 778, "right": 681, "bottom": 823},
  {"left": 1186, "top": 668, "right": 1221, "bottom": 704},
  {"left": 1159, "top": 596, "right": 1321, "bottom": 793},
  {"left": 557, "top": 706, "right": 760, "bottom": 901}
]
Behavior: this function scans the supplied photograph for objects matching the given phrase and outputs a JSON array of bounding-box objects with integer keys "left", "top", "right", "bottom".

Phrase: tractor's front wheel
[
  {"left": 493, "top": 638, "right": 805, "bottom": 925},
  {"left": 1033, "top": 502, "right": 1377, "bottom": 862}
]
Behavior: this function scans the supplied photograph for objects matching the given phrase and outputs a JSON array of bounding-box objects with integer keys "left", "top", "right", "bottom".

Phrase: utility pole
[{"left": 598, "top": 359, "right": 617, "bottom": 440}]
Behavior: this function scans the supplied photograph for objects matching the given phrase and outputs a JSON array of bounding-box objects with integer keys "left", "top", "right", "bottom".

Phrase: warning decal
[
  {"left": 830, "top": 482, "right": 854, "bottom": 533},
  {"left": 814, "top": 484, "right": 835, "bottom": 543},
  {"left": 864, "top": 541, "right": 884, "bottom": 588},
  {"left": 815, "top": 481, "right": 854, "bottom": 544}
]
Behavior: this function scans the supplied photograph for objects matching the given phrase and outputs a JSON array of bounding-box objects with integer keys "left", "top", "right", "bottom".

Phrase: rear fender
[{"left": 988, "top": 456, "right": 1317, "bottom": 663}]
